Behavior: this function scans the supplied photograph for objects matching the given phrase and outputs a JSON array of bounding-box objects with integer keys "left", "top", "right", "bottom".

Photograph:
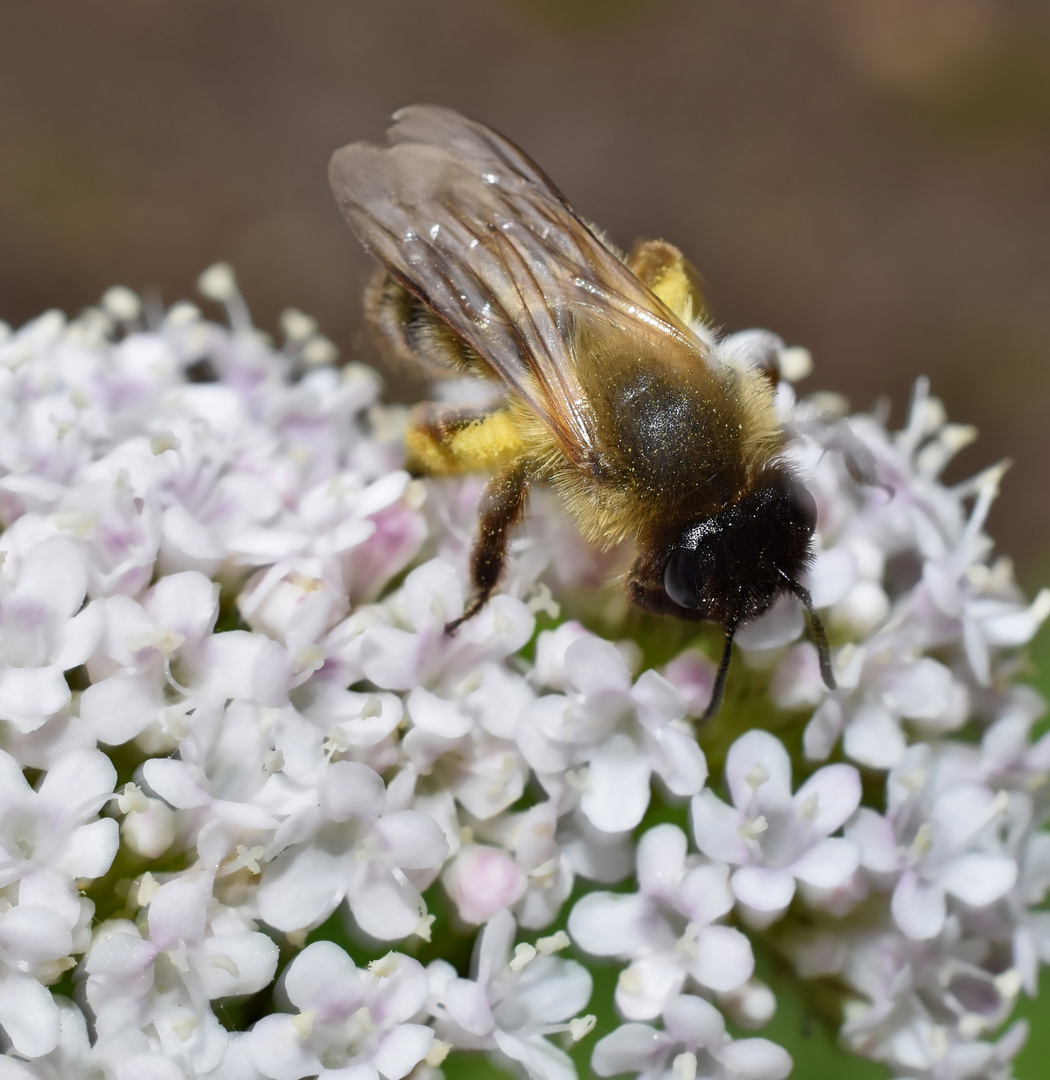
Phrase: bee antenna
[
  {"left": 778, "top": 574, "right": 836, "bottom": 691},
  {"left": 703, "top": 621, "right": 739, "bottom": 721}
]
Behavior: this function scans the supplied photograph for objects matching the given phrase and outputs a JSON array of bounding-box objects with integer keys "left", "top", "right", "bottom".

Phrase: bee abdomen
[{"left": 364, "top": 269, "right": 494, "bottom": 379}]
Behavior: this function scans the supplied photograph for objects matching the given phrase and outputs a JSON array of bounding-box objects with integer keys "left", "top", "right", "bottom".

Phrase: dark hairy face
[
  {"left": 627, "top": 464, "right": 826, "bottom": 718},
  {"left": 628, "top": 465, "right": 818, "bottom": 628}
]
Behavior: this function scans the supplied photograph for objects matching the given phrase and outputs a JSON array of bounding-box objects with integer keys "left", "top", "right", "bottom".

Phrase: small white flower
[
  {"left": 591, "top": 994, "right": 791, "bottom": 1080},
  {"left": 569, "top": 824, "right": 753, "bottom": 1019},
  {"left": 691, "top": 729, "right": 861, "bottom": 925},
  {"left": 244, "top": 941, "right": 433, "bottom": 1080},
  {"left": 429, "top": 909, "right": 592, "bottom": 1080}
]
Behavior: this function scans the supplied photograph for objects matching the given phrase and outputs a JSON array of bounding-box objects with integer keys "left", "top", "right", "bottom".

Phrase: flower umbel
[{"left": 0, "top": 272, "right": 1045, "bottom": 1080}]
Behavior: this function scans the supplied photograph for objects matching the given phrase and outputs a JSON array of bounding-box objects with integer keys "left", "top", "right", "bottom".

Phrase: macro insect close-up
[
  {"left": 330, "top": 105, "right": 835, "bottom": 716},
  {"left": 3, "top": 7, "right": 1050, "bottom": 1080}
]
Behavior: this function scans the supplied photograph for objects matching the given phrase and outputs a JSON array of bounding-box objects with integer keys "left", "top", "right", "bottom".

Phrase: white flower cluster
[{"left": 0, "top": 271, "right": 1046, "bottom": 1080}]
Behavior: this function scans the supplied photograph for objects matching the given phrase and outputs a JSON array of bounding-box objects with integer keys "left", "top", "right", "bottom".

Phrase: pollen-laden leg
[
  {"left": 626, "top": 238, "right": 708, "bottom": 326},
  {"left": 446, "top": 460, "right": 531, "bottom": 633},
  {"left": 405, "top": 401, "right": 527, "bottom": 477}
]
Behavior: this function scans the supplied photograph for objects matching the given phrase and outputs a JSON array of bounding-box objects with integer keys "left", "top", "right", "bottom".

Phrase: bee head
[
  {"left": 629, "top": 465, "right": 833, "bottom": 717},
  {"left": 661, "top": 467, "right": 817, "bottom": 624}
]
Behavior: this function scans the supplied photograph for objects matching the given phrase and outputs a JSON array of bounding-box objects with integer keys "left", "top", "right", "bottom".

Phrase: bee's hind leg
[{"left": 446, "top": 460, "right": 530, "bottom": 634}]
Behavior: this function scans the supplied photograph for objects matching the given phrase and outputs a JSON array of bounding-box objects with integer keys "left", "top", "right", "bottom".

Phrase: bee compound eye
[
  {"left": 663, "top": 547, "right": 702, "bottom": 609},
  {"left": 788, "top": 478, "right": 817, "bottom": 531}
]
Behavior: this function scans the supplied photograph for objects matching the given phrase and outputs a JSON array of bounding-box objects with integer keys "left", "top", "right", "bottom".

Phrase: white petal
[
  {"left": 842, "top": 702, "right": 906, "bottom": 770},
  {"left": 678, "top": 863, "right": 734, "bottom": 925},
  {"left": 691, "top": 924, "right": 754, "bottom": 992},
  {"left": 891, "top": 871, "right": 946, "bottom": 941},
  {"left": 402, "top": 560, "right": 464, "bottom": 632},
  {"left": 790, "top": 838, "right": 860, "bottom": 889},
  {"left": 474, "top": 908, "right": 516, "bottom": 985},
  {"left": 321, "top": 761, "right": 386, "bottom": 822},
  {"left": 580, "top": 734, "right": 652, "bottom": 832},
  {"left": 0, "top": 904, "right": 72, "bottom": 963},
  {"left": 636, "top": 824, "right": 687, "bottom": 898},
  {"left": 258, "top": 846, "right": 346, "bottom": 932},
  {"left": 0, "top": 666, "right": 70, "bottom": 731},
  {"left": 80, "top": 672, "right": 161, "bottom": 745},
  {"left": 731, "top": 867, "right": 795, "bottom": 914},
  {"left": 563, "top": 635, "right": 631, "bottom": 696},
  {"left": 147, "top": 874, "right": 209, "bottom": 948},
  {"left": 662, "top": 992, "right": 725, "bottom": 1044},
  {"left": 630, "top": 670, "right": 686, "bottom": 729},
  {"left": 60, "top": 818, "right": 119, "bottom": 880},
  {"left": 406, "top": 687, "right": 473, "bottom": 739},
  {"left": 373, "top": 810, "right": 448, "bottom": 869},
  {"left": 591, "top": 1023, "right": 667, "bottom": 1076},
  {"left": 350, "top": 864, "right": 426, "bottom": 941},
  {"left": 718, "top": 1037, "right": 793, "bottom": 1080},
  {"left": 145, "top": 571, "right": 219, "bottom": 641},
  {"left": 443, "top": 977, "right": 495, "bottom": 1036},
  {"left": 690, "top": 791, "right": 748, "bottom": 865},
  {"left": 360, "top": 625, "right": 421, "bottom": 691},
  {"left": 200, "top": 931, "right": 279, "bottom": 999},
  {"left": 493, "top": 1030, "right": 576, "bottom": 1080},
  {"left": 142, "top": 758, "right": 211, "bottom": 809},
  {"left": 39, "top": 748, "right": 117, "bottom": 811},
  {"left": 206, "top": 631, "right": 288, "bottom": 706},
  {"left": 650, "top": 726, "right": 708, "bottom": 797},
  {"left": 802, "top": 697, "right": 843, "bottom": 761},
  {"left": 245, "top": 1014, "right": 322, "bottom": 1080},
  {"left": 51, "top": 600, "right": 103, "bottom": 670},
  {"left": 806, "top": 546, "right": 856, "bottom": 608},
  {"left": 792, "top": 764, "right": 860, "bottom": 836},
  {"left": 0, "top": 973, "right": 60, "bottom": 1057},
  {"left": 509, "top": 956, "right": 592, "bottom": 1024},
  {"left": 373, "top": 1024, "right": 434, "bottom": 1080},
  {"left": 940, "top": 854, "right": 1017, "bottom": 907},
  {"left": 369, "top": 954, "right": 429, "bottom": 1025},
  {"left": 615, "top": 953, "right": 686, "bottom": 1021},
  {"left": 568, "top": 892, "right": 657, "bottom": 957},
  {"left": 16, "top": 537, "right": 86, "bottom": 618},
  {"left": 844, "top": 809, "right": 900, "bottom": 874},
  {"left": 724, "top": 730, "right": 792, "bottom": 810},
  {"left": 284, "top": 940, "right": 360, "bottom": 1011}
]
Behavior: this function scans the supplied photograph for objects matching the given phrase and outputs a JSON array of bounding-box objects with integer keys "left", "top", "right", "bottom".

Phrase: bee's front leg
[{"left": 446, "top": 460, "right": 530, "bottom": 634}]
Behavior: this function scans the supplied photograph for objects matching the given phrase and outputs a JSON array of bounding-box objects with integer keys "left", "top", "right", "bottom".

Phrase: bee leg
[
  {"left": 446, "top": 460, "right": 530, "bottom": 634},
  {"left": 626, "top": 238, "right": 708, "bottom": 325},
  {"left": 406, "top": 402, "right": 526, "bottom": 477}
]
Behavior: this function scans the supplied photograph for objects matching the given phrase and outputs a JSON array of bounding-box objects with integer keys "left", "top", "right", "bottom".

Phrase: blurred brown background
[{"left": 1, "top": 0, "right": 1048, "bottom": 573}]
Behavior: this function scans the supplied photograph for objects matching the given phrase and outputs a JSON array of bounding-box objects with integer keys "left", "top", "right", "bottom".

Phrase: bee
[{"left": 329, "top": 105, "right": 835, "bottom": 716}]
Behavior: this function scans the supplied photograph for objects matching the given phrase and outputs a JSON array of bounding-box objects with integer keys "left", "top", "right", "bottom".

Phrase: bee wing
[{"left": 329, "top": 105, "right": 706, "bottom": 468}]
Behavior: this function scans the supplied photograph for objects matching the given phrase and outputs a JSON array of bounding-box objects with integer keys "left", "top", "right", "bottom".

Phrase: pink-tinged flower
[
  {"left": 428, "top": 909, "right": 593, "bottom": 1080},
  {"left": 244, "top": 941, "right": 433, "bottom": 1080},
  {"left": 443, "top": 845, "right": 528, "bottom": 926},
  {"left": 518, "top": 625, "right": 707, "bottom": 833},
  {"left": 256, "top": 760, "right": 447, "bottom": 939},
  {"left": 473, "top": 801, "right": 575, "bottom": 930},
  {"left": 846, "top": 745, "right": 1018, "bottom": 942},
  {"left": 691, "top": 729, "right": 861, "bottom": 926},
  {"left": 591, "top": 993, "right": 791, "bottom": 1080},
  {"left": 0, "top": 536, "right": 100, "bottom": 733},
  {"left": 569, "top": 824, "right": 753, "bottom": 1020}
]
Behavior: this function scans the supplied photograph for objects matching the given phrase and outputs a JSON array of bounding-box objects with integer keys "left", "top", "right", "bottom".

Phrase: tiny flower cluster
[{"left": 0, "top": 271, "right": 1045, "bottom": 1080}]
